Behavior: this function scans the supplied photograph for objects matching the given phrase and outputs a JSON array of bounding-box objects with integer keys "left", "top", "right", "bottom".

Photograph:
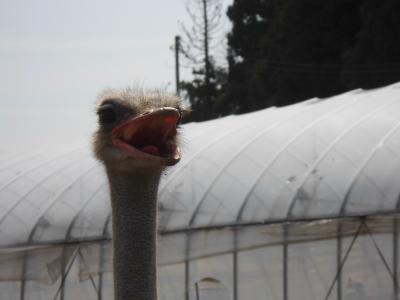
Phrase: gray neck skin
[{"left": 106, "top": 167, "right": 161, "bottom": 300}]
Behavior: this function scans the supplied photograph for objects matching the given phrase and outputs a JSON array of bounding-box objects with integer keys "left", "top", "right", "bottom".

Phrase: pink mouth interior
[{"left": 111, "top": 112, "right": 180, "bottom": 160}]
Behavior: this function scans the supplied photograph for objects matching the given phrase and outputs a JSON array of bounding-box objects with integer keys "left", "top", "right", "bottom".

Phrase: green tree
[
  {"left": 261, "top": 0, "right": 362, "bottom": 105},
  {"left": 181, "top": 64, "right": 228, "bottom": 122},
  {"left": 226, "top": 0, "right": 363, "bottom": 111},
  {"left": 342, "top": 0, "right": 400, "bottom": 89},
  {"left": 225, "top": 0, "right": 276, "bottom": 113},
  {"left": 179, "top": 0, "right": 228, "bottom": 121}
]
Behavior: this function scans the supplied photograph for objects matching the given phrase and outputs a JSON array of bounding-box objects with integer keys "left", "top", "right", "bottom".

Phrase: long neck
[{"left": 106, "top": 167, "right": 161, "bottom": 300}]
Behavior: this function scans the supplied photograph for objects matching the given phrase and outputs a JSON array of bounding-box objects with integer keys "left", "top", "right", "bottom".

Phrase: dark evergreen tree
[
  {"left": 226, "top": 0, "right": 363, "bottom": 111},
  {"left": 226, "top": 0, "right": 276, "bottom": 113},
  {"left": 262, "top": 0, "right": 362, "bottom": 105},
  {"left": 342, "top": 0, "right": 400, "bottom": 89},
  {"left": 180, "top": 63, "right": 227, "bottom": 122},
  {"left": 183, "top": 0, "right": 400, "bottom": 118}
]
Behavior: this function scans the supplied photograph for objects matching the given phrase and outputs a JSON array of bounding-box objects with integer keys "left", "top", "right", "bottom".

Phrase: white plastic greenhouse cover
[{"left": 1, "top": 82, "right": 400, "bottom": 300}]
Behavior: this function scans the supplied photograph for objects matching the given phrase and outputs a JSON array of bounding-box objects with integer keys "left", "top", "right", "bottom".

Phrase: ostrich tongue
[
  {"left": 140, "top": 140, "right": 178, "bottom": 157},
  {"left": 141, "top": 145, "right": 160, "bottom": 156}
]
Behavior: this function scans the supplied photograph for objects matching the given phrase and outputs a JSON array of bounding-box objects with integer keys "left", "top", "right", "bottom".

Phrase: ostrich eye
[{"left": 98, "top": 105, "right": 117, "bottom": 124}]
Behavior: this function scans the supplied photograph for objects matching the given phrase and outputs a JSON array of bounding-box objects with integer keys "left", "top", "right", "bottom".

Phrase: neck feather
[{"left": 106, "top": 167, "right": 161, "bottom": 300}]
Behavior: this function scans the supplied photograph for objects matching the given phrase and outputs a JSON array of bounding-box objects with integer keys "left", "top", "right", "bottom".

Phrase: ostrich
[{"left": 92, "top": 88, "right": 182, "bottom": 300}]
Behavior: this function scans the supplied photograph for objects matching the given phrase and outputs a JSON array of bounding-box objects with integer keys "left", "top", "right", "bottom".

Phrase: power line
[{"left": 237, "top": 58, "right": 400, "bottom": 73}]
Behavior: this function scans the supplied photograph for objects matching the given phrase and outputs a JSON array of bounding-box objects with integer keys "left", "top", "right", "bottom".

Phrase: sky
[{"left": 0, "top": 0, "right": 231, "bottom": 152}]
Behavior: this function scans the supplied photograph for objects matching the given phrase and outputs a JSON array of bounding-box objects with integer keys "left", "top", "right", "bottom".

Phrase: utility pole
[
  {"left": 202, "top": 0, "right": 211, "bottom": 114},
  {"left": 175, "top": 35, "right": 181, "bottom": 96}
]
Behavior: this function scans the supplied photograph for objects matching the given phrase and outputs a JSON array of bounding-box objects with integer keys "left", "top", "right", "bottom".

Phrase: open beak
[{"left": 111, "top": 107, "right": 181, "bottom": 166}]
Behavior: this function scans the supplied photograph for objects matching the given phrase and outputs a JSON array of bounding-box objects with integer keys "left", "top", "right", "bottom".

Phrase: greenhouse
[{"left": 1, "top": 82, "right": 400, "bottom": 300}]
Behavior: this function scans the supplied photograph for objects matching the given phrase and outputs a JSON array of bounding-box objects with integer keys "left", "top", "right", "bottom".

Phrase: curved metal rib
[
  {"left": 187, "top": 103, "right": 313, "bottom": 227},
  {"left": 235, "top": 97, "right": 358, "bottom": 222},
  {"left": 286, "top": 99, "right": 400, "bottom": 219},
  {"left": 339, "top": 121, "right": 400, "bottom": 214}
]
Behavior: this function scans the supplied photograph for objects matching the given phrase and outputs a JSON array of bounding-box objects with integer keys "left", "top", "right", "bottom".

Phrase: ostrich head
[{"left": 93, "top": 88, "right": 182, "bottom": 173}]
